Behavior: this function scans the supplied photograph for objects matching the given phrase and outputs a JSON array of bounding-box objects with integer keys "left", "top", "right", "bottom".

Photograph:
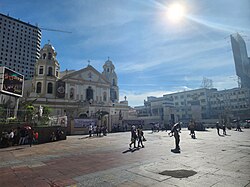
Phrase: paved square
[{"left": 0, "top": 129, "right": 249, "bottom": 187}]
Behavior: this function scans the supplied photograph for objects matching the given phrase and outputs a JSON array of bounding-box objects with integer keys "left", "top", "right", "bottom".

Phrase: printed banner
[{"left": 74, "top": 119, "right": 97, "bottom": 128}]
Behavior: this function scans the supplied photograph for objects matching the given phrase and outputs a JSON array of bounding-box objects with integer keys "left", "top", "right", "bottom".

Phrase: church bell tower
[{"left": 102, "top": 58, "right": 119, "bottom": 103}]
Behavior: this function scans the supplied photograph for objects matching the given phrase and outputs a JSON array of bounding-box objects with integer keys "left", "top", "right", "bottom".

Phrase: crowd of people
[
  {"left": 88, "top": 125, "right": 108, "bottom": 137},
  {"left": 0, "top": 126, "right": 39, "bottom": 148}
]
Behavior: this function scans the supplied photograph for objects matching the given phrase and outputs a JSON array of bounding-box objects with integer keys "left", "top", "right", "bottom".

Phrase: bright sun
[{"left": 167, "top": 3, "right": 185, "bottom": 22}]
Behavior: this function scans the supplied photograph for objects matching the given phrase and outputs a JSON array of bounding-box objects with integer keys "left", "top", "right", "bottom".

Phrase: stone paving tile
[
  {"left": 20, "top": 177, "right": 51, "bottom": 187},
  {"left": 211, "top": 176, "right": 249, "bottom": 187},
  {"left": 0, "top": 129, "right": 249, "bottom": 187}
]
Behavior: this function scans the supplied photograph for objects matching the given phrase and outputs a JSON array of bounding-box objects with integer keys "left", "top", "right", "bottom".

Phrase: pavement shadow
[
  {"left": 122, "top": 147, "right": 140, "bottom": 154},
  {"left": 79, "top": 135, "right": 106, "bottom": 140}
]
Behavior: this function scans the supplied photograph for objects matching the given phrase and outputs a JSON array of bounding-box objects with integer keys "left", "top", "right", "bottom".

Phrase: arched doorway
[{"left": 79, "top": 113, "right": 88, "bottom": 119}]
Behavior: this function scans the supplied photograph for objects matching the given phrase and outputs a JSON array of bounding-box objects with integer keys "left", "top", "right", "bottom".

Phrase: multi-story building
[
  {"left": 230, "top": 33, "right": 250, "bottom": 89},
  {"left": 134, "top": 87, "right": 250, "bottom": 125},
  {"left": 0, "top": 13, "right": 41, "bottom": 80},
  {"left": 208, "top": 88, "right": 250, "bottom": 121},
  {"left": 134, "top": 96, "right": 176, "bottom": 127},
  {"left": 163, "top": 88, "right": 217, "bottom": 123}
]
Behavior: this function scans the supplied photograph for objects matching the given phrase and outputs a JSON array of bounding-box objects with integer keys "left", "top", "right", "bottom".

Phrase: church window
[
  {"left": 48, "top": 52, "right": 52, "bottom": 60},
  {"left": 56, "top": 71, "right": 58, "bottom": 77},
  {"left": 113, "top": 79, "right": 116, "bottom": 86},
  {"left": 36, "top": 82, "right": 42, "bottom": 93},
  {"left": 42, "top": 53, "right": 46, "bottom": 59},
  {"left": 48, "top": 67, "right": 53, "bottom": 76},
  {"left": 47, "top": 82, "right": 53, "bottom": 94},
  {"left": 103, "top": 92, "right": 107, "bottom": 101},
  {"left": 86, "top": 87, "right": 93, "bottom": 101},
  {"left": 70, "top": 88, "right": 74, "bottom": 99},
  {"left": 39, "top": 66, "right": 43, "bottom": 74},
  {"left": 110, "top": 88, "right": 117, "bottom": 102},
  {"left": 107, "top": 68, "right": 109, "bottom": 72}
]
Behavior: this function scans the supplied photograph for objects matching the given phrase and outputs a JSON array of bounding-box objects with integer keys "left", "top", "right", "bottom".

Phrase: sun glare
[{"left": 167, "top": 3, "right": 185, "bottom": 23}]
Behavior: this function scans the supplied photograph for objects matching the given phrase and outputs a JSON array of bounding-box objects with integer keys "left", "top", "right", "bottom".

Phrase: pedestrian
[
  {"left": 188, "top": 120, "right": 196, "bottom": 139},
  {"left": 236, "top": 121, "right": 242, "bottom": 132},
  {"left": 216, "top": 122, "right": 220, "bottom": 136},
  {"left": 222, "top": 124, "right": 226, "bottom": 135},
  {"left": 96, "top": 126, "right": 99, "bottom": 136},
  {"left": 137, "top": 127, "right": 144, "bottom": 148},
  {"left": 8, "top": 129, "right": 15, "bottom": 146},
  {"left": 129, "top": 126, "right": 137, "bottom": 149},
  {"left": 28, "top": 128, "right": 34, "bottom": 147},
  {"left": 89, "top": 125, "right": 93, "bottom": 137},
  {"left": 19, "top": 127, "right": 26, "bottom": 145},
  {"left": 34, "top": 131, "right": 39, "bottom": 144},
  {"left": 169, "top": 122, "right": 181, "bottom": 153}
]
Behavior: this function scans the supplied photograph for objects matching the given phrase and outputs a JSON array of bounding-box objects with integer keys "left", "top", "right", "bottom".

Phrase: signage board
[
  {"left": 74, "top": 119, "right": 97, "bottom": 128},
  {"left": 0, "top": 67, "right": 24, "bottom": 97}
]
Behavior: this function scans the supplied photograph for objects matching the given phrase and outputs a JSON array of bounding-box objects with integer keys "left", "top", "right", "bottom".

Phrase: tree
[
  {"left": 25, "top": 105, "right": 35, "bottom": 123},
  {"left": 201, "top": 77, "right": 213, "bottom": 89}
]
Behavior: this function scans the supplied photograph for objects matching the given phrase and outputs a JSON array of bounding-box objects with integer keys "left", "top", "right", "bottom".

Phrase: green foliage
[
  {"left": 39, "top": 106, "right": 53, "bottom": 125},
  {"left": 42, "top": 106, "right": 52, "bottom": 117},
  {"left": 25, "top": 105, "right": 35, "bottom": 123}
]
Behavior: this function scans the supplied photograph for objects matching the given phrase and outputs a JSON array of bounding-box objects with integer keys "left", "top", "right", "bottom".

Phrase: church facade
[{"left": 25, "top": 43, "right": 129, "bottom": 134}]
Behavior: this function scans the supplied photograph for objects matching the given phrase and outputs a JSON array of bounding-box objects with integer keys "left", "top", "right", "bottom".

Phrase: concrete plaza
[{"left": 0, "top": 128, "right": 249, "bottom": 187}]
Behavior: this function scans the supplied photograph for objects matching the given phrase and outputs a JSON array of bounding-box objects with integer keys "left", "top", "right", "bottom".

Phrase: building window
[
  {"left": 39, "top": 66, "right": 43, "bottom": 74},
  {"left": 48, "top": 52, "right": 52, "bottom": 60},
  {"left": 70, "top": 88, "right": 74, "bottom": 99},
  {"left": 47, "top": 83, "right": 53, "bottom": 94},
  {"left": 42, "top": 53, "right": 46, "bottom": 59},
  {"left": 36, "top": 82, "right": 42, "bottom": 93},
  {"left": 113, "top": 79, "right": 116, "bottom": 86},
  {"left": 103, "top": 92, "right": 107, "bottom": 101},
  {"left": 48, "top": 67, "right": 53, "bottom": 76},
  {"left": 86, "top": 87, "right": 93, "bottom": 101}
]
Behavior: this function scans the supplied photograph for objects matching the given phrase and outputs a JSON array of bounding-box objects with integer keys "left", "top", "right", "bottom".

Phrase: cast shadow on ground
[
  {"left": 79, "top": 135, "right": 105, "bottom": 140},
  {"left": 122, "top": 147, "right": 140, "bottom": 154}
]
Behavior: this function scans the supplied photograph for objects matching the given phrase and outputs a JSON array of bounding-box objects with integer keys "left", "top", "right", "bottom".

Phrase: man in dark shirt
[{"left": 169, "top": 122, "right": 181, "bottom": 153}]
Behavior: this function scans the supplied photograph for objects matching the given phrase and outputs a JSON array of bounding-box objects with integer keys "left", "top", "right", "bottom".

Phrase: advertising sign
[{"left": 0, "top": 67, "right": 24, "bottom": 97}]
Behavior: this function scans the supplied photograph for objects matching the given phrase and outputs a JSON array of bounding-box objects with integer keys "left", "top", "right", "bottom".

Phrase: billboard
[{"left": 0, "top": 67, "right": 24, "bottom": 97}]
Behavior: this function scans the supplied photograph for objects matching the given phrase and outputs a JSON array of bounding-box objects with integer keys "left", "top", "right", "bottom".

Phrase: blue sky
[{"left": 1, "top": 0, "right": 250, "bottom": 106}]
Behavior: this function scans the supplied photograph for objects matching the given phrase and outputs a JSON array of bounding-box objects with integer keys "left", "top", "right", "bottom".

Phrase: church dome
[
  {"left": 43, "top": 43, "right": 55, "bottom": 52},
  {"left": 103, "top": 58, "right": 115, "bottom": 69}
]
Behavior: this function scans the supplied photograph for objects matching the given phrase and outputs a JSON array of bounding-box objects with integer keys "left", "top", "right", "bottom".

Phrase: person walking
[
  {"left": 28, "top": 128, "right": 34, "bottom": 147},
  {"left": 89, "top": 125, "right": 93, "bottom": 137},
  {"left": 169, "top": 122, "right": 181, "bottom": 153},
  {"left": 129, "top": 126, "right": 137, "bottom": 149},
  {"left": 137, "top": 127, "right": 144, "bottom": 148},
  {"left": 222, "top": 124, "right": 227, "bottom": 135},
  {"left": 216, "top": 122, "right": 221, "bottom": 136},
  {"left": 236, "top": 121, "right": 243, "bottom": 132},
  {"left": 188, "top": 120, "right": 196, "bottom": 139}
]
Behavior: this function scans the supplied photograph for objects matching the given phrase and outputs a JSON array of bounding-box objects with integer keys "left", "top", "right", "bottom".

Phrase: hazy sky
[{"left": 1, "top": 0, "right": 250, "bottom": 106}]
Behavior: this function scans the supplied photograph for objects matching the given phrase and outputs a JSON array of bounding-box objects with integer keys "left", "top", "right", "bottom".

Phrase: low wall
[{"left": 0, "top": 124, "right": 66, "bottom": 147}]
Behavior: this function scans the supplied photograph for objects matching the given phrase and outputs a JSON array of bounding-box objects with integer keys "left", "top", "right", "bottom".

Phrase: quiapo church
[{"left": 24, "top": 43, "right": 130, "bottom": 134}]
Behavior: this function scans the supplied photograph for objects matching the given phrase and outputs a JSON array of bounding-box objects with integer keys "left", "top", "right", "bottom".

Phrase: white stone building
[
  {"left": 24, "top": 43, "right": 129, "bottom": 134},
  {"left": 134, "top": 87, "right": 250, "bottom": 125}
]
